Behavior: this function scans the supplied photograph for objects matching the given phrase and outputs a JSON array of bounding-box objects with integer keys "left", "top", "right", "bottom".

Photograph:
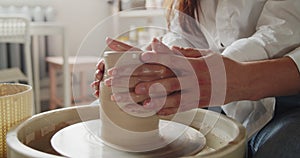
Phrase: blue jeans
[{"left": 248, "top": 94, "right": 300, "bottom": 158}]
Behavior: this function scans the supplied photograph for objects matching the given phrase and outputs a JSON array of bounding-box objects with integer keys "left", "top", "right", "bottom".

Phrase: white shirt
[
  {"left": 162, "top": 0, "right": 300, "bottom": 138},
  {"left": 287, "top": 47, "right": 300, "bottom": 73}
]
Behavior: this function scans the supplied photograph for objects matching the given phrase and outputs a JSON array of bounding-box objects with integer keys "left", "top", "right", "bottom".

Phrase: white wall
[
  {"left": 0, "top": 0, "right": 168, "bottom": 57},
  {"left": 50, "top": 0, "right": 112, "bottom": 56},
  {"left": 0, "top": 0, "right": 113, "bottom": 56}
]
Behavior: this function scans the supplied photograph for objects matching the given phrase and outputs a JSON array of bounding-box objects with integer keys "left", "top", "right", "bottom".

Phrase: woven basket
[{"left": 0, "top": 83, "right": 33, "bottom": 158}]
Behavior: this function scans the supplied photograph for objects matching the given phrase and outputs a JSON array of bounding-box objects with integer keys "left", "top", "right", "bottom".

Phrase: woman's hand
[
  {"left": 109, "top": 39, "right": 248, "bottom": 116},
  {"left": 106, "top": 38, "right": 213, "bottom": 115},
  {"left": 103, "top": 38, "right": 203, "bottom": 104},
  {"left": 137, "top": 46, "right": 216, "bottom": 115},
  {"left": 91, "top": 37, "right": 143, "bottom": 97},
  {"left": 139, "top": 46, "right": 251, "bottom": 115},
  {"left": 91, "top": 37, "right": 170, "bottom": 98}
]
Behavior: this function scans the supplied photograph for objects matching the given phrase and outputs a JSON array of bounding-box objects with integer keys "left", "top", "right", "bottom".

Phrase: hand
[
  {"left": 137, "top": 45, "right": 250, "bottom": 115},
  {"left": 137, "top": 46, "right": 216, "bottom": 115},
  {"left": 91, "top": 36, "right": 174, "bottom": 97},
  {"left": 103, "top": 38, "right": 177, "bottom": 103},
  {"left": 91, "top": 37, "right": 143, "bottom": 98},
  {"left": 121, "top": 39, "right": 246, "bottom": 116},
  {"left": 107, "top": 38, "right": 217, "bottom": 115}
]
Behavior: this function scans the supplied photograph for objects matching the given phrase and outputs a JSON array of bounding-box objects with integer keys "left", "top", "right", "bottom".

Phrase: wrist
[
  {"left": 242, "top": 62, "right": 266, "bottom": 101},
  {"left": 223, "top": 57, "right": 253, "bottom": 103}
]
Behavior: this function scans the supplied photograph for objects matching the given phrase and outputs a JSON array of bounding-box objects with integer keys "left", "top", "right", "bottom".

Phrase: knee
[{"left": 250, "top": 108, "right": 300, "bottom": 158}]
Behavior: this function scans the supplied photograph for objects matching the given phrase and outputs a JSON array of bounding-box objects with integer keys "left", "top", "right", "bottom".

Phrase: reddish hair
[{"left": 166, "top": 0, "right": 201, "bottom": 32}]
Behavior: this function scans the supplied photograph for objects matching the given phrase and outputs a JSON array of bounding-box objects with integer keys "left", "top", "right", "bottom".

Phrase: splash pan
[{"left": 6, "top": 105, "right": 247, "bottom": 158}]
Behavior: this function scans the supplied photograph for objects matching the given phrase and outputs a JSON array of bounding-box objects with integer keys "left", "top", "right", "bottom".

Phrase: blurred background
[{"left": 0, "top": 0, "right": 167, "bottom": 113}]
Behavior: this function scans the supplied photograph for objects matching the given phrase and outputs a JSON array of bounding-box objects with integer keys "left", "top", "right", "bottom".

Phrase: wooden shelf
[{"left": 119, "top": 9, "right": 165, "bottom": 18}]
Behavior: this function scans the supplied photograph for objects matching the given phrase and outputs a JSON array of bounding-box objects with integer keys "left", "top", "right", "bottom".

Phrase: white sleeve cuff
[
  {"left": 286, "top": 47, "right": 300, "bottom": 73},
  {"left": 222, "top": 38, "right": 268, "bottom": 62}
]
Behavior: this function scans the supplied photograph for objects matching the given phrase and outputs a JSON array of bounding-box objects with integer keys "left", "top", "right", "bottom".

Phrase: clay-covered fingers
[{"left": 106, "top": 37, "right": 141, "bottom": 51}]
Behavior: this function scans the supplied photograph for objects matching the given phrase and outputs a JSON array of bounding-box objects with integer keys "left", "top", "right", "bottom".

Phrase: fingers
[
  {"left": 171, "top": 46, "right": 202, "bottom": 58},
  {"left": 107, "top": 76, "right": 212, "bottom": 116},
  {"left": 92, "top": 59, "right": 105, "bottom": 98},
  {"left": 91, "top": 80, "right": 100, "bottom": 89},
  {"left": 108, "top": 64, "right": 175, "bottom": 78},
  {"left": 96, "top": 58, "right": 104, "bottom": 71},
  {"left": 171, "top": 46, "right": 215, "bottom": 58},
  {"left": 107, "top": 76, "right": 178, "bottom": 97},
  {"left": 93, "top": 36, "right": 141, "bottom": 98},
  {"left": 150, "top": 38, "right": 212, "bottom": 58},
  {"left": 143, "top": 91, "right": 203, "bottom": 116},
  {"left": 140, "top": 52, "right": 198, "bottom": 74},
  {"left": 105, "top": 75, "right": 175, "bottom": 89},
  {"left": 104, "top": 76, "right": 152, "bottom": 88},
  {"left": 145, "top": 91, "right": 201, "bottom": 108},
  {"left": 106, "top": 37, "right": 141, "bottom": 51},
  {"left": 139, "top": 78, "right": 212, "bottom": 116},
  {"left": 95, "top": 69, "right": 102, "bottom": 81},
  {"left": 144, "top": 43, "right": 152, "bottom": 51},
  {"left": 151, "top": 38, "right": 173, "bottom": 54},
  {"left": 111, "top": 92, "right": 149, "bottom": 104},
  {"left": 91, "top": 80, "right": 100, "bottom": 97},
  {"left": 93, "top": 90, "right": 100, "bottom": 98},
  {"left": 95, "top": 58, "right": 105, "bottom": 80},
  {"left": 135, "top": 77, "right": 180, "bottom": 95}
]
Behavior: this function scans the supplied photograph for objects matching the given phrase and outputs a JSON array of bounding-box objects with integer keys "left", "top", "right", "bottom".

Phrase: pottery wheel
[{"left": 51, "top": 119, "right": 206, "bottom": 158}]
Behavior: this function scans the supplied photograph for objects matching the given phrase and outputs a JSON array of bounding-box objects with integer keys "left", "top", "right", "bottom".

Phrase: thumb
[
  {"left": 171, "top": 46, "right": 208, "bottom": 58},
  {"left": 151, "top": 38, "right": 173, "bottom": 54},
  {"left": 106, "top": 37, "right": 141, "bottom": 51}
]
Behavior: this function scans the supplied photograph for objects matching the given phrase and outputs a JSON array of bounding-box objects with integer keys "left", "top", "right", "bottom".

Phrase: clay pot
[{"left": 99, "top": 51, "right": 162, "bottom": 151}]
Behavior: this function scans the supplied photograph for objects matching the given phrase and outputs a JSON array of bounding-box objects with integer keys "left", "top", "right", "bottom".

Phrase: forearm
[{"left": 244, "top": 57, "right": 300, "bottom": 100}]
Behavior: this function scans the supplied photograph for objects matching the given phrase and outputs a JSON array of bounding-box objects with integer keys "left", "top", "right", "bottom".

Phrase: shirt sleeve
[
  {"left": 223, "top": 0, "right": 300, "bottom": 62},
  {"left": 286, "top": 47, "right": 300, "bottom": 73}
]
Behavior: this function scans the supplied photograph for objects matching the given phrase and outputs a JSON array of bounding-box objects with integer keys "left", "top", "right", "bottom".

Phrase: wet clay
[{"left": 99, "top": 51, "right": 161, "bottom": 151}]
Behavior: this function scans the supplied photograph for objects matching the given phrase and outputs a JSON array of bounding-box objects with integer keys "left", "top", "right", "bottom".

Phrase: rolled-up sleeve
[
  {"left": 286, "top": 47, "right": 300, "bottom": 73},
  {"left": 223, "top": 0, "right": 300, "bottom": 62}
]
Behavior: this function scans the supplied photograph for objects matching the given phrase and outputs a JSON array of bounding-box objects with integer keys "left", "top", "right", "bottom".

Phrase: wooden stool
[{"left": 46, "top": 56, "right": 98, "bottom": 109}]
